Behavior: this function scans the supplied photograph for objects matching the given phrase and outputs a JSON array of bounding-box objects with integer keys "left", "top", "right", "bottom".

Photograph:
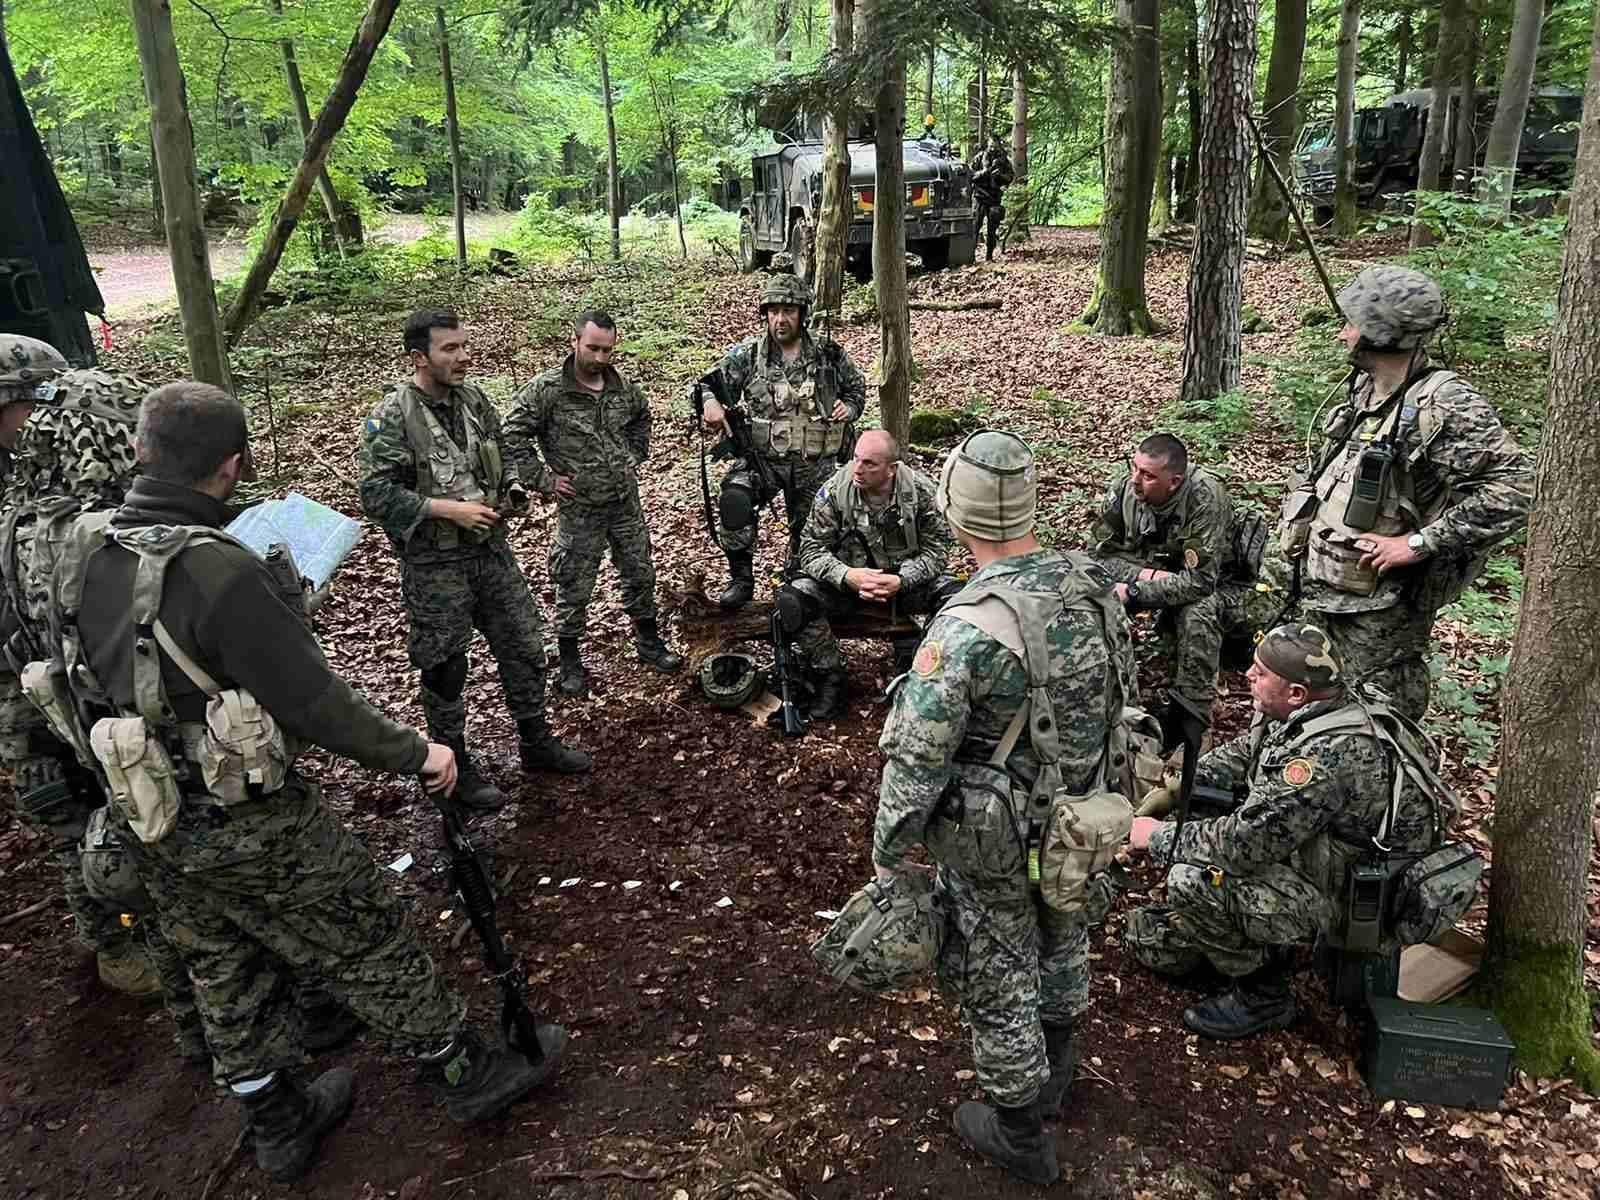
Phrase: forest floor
[{"left": 3, "top": 227, "right": 1597, "bottom": 1200}]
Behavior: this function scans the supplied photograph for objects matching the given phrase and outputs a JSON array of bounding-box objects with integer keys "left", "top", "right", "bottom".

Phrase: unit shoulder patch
[
  {"left": 1184, "top": 547, "right": 1200, "bottom": 569},
  {"left": 1282, "top": 757, "right": 1316, "bottom": 788},
  {"left": 912, "top": 640, "right": 943, "bottom": 679}
]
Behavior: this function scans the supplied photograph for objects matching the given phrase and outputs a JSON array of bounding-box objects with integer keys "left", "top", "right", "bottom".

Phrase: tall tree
[
  {"left": 924, "top": 42, "right": 935, "bottom": 119},
  {"left": 1411, "top": 0, "right": 1466, "bottom": 249},
  {"left": 1179, "top": 0, "right": 1258, "bottom": 403},
  {"left": 436, "top": 7, "right": 467, "bottom": 269},
  {"left": 596, "top": 16, "right": 622, "bottom": 261},
  {"left": 1248, "top": 0, "right": 1307, "bottom": 242},
  {"left": 812, "top": 0, "right": 854, "bottom": 318},
  {"left": 775, "top": 0, "right": 791, "bottom": 63},
  {"left": 1332, "top": 0, "right": 1363, "bottom": 236},
  {"left": 1011, "top": 62, "right": 1028, "bottom": 211},
  {"left": 864, "top": 0, "right": 910, "bottom": 445},
  {"left": 1479, "top": 0, "right": 1547, "bottom": 214},
  {"left": 1178, "top": 0, "right": 1203, "bottom": 221},
  {"left": 1395, "top": 7, "right": 1412, "bottom": 93},
  {"left": 127, "top": 0, "right": 232, "bottom": 389},
  {"left": 1081, "top": 0, "right": 1160, "bottom": 335},
  {"left": 1480, "top": 10, "right": 1600, "bottom": 1093},
  {"left": 1451, "top": 6, "right": 1480, "bottom": 191},
  {"left": 272, "top": 0, "right": 347, "bottom": 258}
]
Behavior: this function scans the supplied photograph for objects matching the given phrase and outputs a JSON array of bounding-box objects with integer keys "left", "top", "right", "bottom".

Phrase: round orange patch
[
  {"left": 1184, "top": 548, "right": 1200, "bottom": 569},
  {"left": 1282, "top": 757, "right": 1315, "bottom": 788},
  {"left": 912, "top": 640, "right": 943, "bottom": 678}
]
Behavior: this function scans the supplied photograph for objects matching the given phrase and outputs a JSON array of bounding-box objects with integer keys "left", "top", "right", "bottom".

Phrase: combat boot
[
  {"left": 633, "top": 619, "right": 684, "bottom": 673},
  {"left": 241, "top": 1068, "right": 355, "bottom": 1183},
  {"left": 97, "top": 943, "right": 162, "bottom": 1000},
  {"left": 421, "top": 1025, "right": 569, "bottom": 1124},
  {"left": 809, "top": 669, "right": 849, "bottom": 721},
  {"left": 557, "top": 637, "right": 589, "bottom": 697},
  {"left": 718, "top": 551, "right": 755, "bottom": 610},
  {"left": 517, "top": 717, "right": 591, "bottom": 774},
  {"left": 1036, "top": 1021, "right": 1077, "bottom": 1120},
  {"left": 1183, "top": 951, "right": 1297, "bottom": 1040},
  {"left": 446, "top": 737, "right": 506, "bottom": 811},
  {"left": 953, "top": 1096, "right": 1060, "bottom": 1186}
]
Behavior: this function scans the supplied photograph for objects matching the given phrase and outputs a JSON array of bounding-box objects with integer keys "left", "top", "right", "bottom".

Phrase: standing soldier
[
  {"left": 970, "top": 130, "right": 1016, "bottom": 262},
  {"left": 697, "top": 273, "right": 867, "bottom": 609},
  {"left": 505, "top": 310, "right": 682, "bottom": 698},
  {"left": 1276, "top": 266, "right": 1532, "bottom": 718},
  {"left": 873, "top": 431, "right": 1137, "bottom": 1185},
  {"left": 360, "top": 308, "right": 589, "bottom": 810}
]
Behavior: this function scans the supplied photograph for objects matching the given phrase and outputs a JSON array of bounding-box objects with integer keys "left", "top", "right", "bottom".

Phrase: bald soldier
[{"left": 781, "top": 430, "right": 954, "bottom": 718}]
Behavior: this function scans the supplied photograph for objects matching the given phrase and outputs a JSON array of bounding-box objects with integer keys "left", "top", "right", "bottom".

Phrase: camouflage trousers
[
  {"left": 143, "top": 775, "right": 463, "bottom": 1083},
  {"left": 1124, "top": 862, "right": 1332, "bottom": 979},
  {"left": 400, "top": 545, "right": 550, "bottom": 743},
  {"left": 1309, "top": 603, "right": 1433, "bottom": 722},
  {"left": 934, "top": 865, "right": 1090, "bottom": 1107},
  {"left": 787, "top": 577, "right": 937, "bottom": 672},
  {"left": 549, "top": 490, "right": 658, "bottom": 640},
  {"left": 717, "top": 453, "right": 837, "bottom": 562}
]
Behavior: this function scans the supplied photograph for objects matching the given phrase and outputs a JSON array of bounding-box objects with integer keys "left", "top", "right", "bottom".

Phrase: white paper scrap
[
  {"left": 559, "top": 878, "right": 580, "bottom": 888},
  {"left": 669, "top": 880, "right": 684, "bottom": 892},
  {"left": 815, "top": 910, "right": 841, "bottom": 921},
  {"left": 539, "top": 876, "right": 552, "bottom": 886},
  {"left": 622, "top": 880, "right": 643, "bottom": 890},
  {"left": 386, "top": 853, "right": 413, "bottom": 874},
  {"left": 715, "top": 896, "right": 734, "bottom": 908}
]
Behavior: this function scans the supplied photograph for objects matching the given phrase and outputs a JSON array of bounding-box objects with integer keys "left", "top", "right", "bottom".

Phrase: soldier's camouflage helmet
[
  {"left": 0, "top": 334, "right": 68, "bottom": 402},
  {"left": 811, "top": 873, "right": 943, "bottom": 995},
  {"left": 760, "top": 271, "right": 812, "bottom": 315},
  {"left": 10, "top": 368, "right": 145, "bottom": 509},
  {"left": 54, "top": 367, "right": 146, "bottom": 427},
  {"left": 699, "top": 652, "right": 761, "bottom": 709},
  {"left": 1255, "top": 622, "right": 1342, "bottom": 690},
  {"left": 1336, "top": 265, "right": 1446, "bottom": 351},
  {"left": 936, "top": 429, "right": 1038, "bottom": 542},
  {"left": 80, "top": 805, "right": 152, "bottom": 912}
]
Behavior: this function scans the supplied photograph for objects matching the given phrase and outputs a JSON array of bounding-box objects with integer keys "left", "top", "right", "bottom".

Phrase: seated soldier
[
  {"left": 1092, "top": 433, "right": 1259, "bottom": 749},
  {"left": 780, "top": 430, "right": 954, "bottom": 719},
  {"left": 1122, "top": 624, "right": 1454, "bottom": 1039}
]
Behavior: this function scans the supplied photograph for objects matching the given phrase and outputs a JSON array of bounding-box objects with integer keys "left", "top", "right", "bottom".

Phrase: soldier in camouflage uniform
[
  {"left": 359, "top": 308, "right": 589, "bottom": 810},
  {"left": 1125, "top": 624, "right": 1449, "bottom": 1039},
  {"left": 874, "top": 431, "right": 1136, "bottom": 1186},
  {"left": 61, "top": 383, "right": 567, "bottom": 1183},
  {"left": 696, "top": 272, "right": 867, "bottom": 608},
  {"left": 505, "top": 310, "right": 682, "bottom": 698},
  {"left": 1093, "top": 432, "right": 1263, "bottom": 747},
  {"left": 1271, "top": 266, "right": 1532, "bottom": 719},
  {"left": 783, "top": 429, "right": 954, "bottom": 717}
]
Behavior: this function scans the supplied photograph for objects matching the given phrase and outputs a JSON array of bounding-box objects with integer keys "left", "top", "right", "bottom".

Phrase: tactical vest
[
  {"left": 392, "top": 385, "right": 505, "bottom": 550},
  {"left": 744, "top": 335, "right": 845, "bottom": 460},
  {"left": 830, "top": 463, "right": 924, "bottom": 569},
  {"left": 1302, "top": 370, "right": 1455, "bottom": 600}
]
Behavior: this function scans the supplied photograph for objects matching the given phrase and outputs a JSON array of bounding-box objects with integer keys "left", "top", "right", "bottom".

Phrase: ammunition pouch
[
  {"left": 21, "top": 658, "right": 95, "bottom": 769},
  {"left": 192, "top": 689, "right": 291, "bottom": 807},
  {"left": 1035, "top": 789, "right": 1134, "bottom": 914},
  {"left": 1278, "top": 482, "right": 1317, "bottom": 561},
  {"left": 749, "top": 416, "right": 844, "bottom": 461},
  {"left": 811, "top": 872, "right": 944, "bottom": 994},
  {"left": 90, "top": 716, "right": 183, "bottom": 844}
]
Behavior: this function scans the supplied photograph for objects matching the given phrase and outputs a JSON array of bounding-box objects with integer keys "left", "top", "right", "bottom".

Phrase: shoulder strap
[{"left": 1120, "top": 477, "right": 1137, "bottom": 542}]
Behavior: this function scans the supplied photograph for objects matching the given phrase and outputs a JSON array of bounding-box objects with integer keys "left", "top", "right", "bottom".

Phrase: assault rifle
[
  {"left": 691, "top": 367, "right": 783, "bottom": 543},
  {"left": 770, "top": 608, "right": 808, "bottom": 737}
]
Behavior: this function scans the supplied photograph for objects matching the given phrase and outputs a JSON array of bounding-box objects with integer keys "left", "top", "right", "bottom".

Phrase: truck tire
[
  {"left": 913, "top": 238, "right": 949, "bottom": 270},
  {"left": 739, "top": 218, "right": 771, "bottom": 273},
  {"left": 788, "top": 221, "right": 814, "bottom": 285}
]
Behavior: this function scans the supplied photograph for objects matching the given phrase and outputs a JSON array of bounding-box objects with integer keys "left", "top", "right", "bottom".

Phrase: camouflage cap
[
  {"left": 936, "top": 429, "right": 1038, "bottom": 542},
  {"left": 53, "top": 367, "right": 146, "bottom": 427},
  {"left": 1336, "top": 265, "right": 1446, "bottom": 351},
  {"left": 0, "top": 334, "right": 68, "bottom": 400},
  {"left": 1255, "top": 622, "right": 1343, "bottom": 690},
  {"left": 760, "top": 271, "right": 812, "bottom": 313}
]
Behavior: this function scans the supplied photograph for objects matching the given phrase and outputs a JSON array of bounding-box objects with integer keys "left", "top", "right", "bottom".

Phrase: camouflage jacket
[
  {"left": 798, "top": 461, "right": 952, "bottom": 592},
  {"left": 358, "top": 381, "right": 524, "bottom": 561},
  {"left": 1148, "top": 696, "right": 1443, "bottom": 901},
  {"left": 874, "top": 549, "right": 1135, "bottom": 869},
  {"left": 718, "top": 331, "right": 866, "bottom": 436},
  {"left": 1093, "top": 467, "right": 1232, "bottom": 607},
  {"left": 504, "top": 356, "right": 649, "bottom": 508}
]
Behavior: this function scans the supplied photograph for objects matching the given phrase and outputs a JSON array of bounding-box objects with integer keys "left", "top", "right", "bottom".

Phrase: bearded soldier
[
  {"left": 873, "top": 431, "right": 1136, "bottom": 1185},
  {"left": 360, "top": 308, "right": 589, "bottom": 810},
  {"left": 697, "top": 273, "right": 866, "bottom": 609},
  {"left": 1275, "top": 266, "right": 1532, "bottom": 718}
]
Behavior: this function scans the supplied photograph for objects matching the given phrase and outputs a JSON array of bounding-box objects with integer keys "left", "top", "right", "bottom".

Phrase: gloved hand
[{"left": 1136, "top": 785, "right": 1175, "bottom": 819}]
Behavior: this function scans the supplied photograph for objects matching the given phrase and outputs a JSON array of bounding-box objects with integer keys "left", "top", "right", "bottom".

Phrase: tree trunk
[
  {"left": 435, "top": 7, "right": 467, "bottom": 270},
  {"left": 1395, "top": 9, "right": 1411, "bottom": 93},
  {"left": 1478, "top": 0, "right": 1545, "bottom": 215},
  {"left": 273, "top": 0, "right": 345, "bottom": 257},
  {"left": 923, "top": 43, "right": 936, "bottom": 120},
  {"left": 866, "top": 0, "right": 910, "bottom": 445},
  {"left": 1179, "top": 0, "right": 1258, "bottom": 404},
  {"left": 222, "top": 0, "right": 400, "bottom": 345},
  {"left": 1411, "top": 0, "right": 1466, "bottom": 249},
  {"left": 1152, "top": 146, "right": 1173, "bottom": 233},
  {"left": 1480, "top": 11, "right": 1600, "bottom": 1093},
  {"left": 597, "top": 24, "right": 622, "bottom": 261},
  {"left": 775, "top": 0, "right": 791, "bottom": 62},
  {"left": 976, "top": 48, "right": 988, "bottom": 146},
  {"left": 813, "top": 0, "right": 855, "bottom": 317},
  {"left": 1248, "top": 0, "right": 1306, "bottom": 243},
  {"left": 1179, "top": 0, "right": 1202, "bottom": 222},
  {"left": 1451, "top": 11, "right": 1480, "bottom": 192},
  {"left": 147, "top": 128, "right": 164, "bottom": 231},
  {"left": 1333, "top": 0, "right": 1362, "bottom": 236},
  {"left": 1011, "top": 64, "right": 1028, "bottom": 228},
  {"left": 127, "top": 0, "right": 232, "bottom": 389},
  {"left": 1083, "top": 0, "right": 1160, "bottom": 335}
]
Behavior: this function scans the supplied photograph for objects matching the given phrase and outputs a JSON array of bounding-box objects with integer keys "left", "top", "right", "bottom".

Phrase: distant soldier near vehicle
[
  {"left": 873, "top": 431, "right": 1137, "bottom": 1185},
  {"left": 970, "top": 130, "right": 1015, "bottom": 262},
  {"left": 360, "top": 308, "right": 589, "bottom": 810},
  {"left": 505, "top": 309, "right": 683, "bottom": 698},
  {"left": 779, "top": 429, "right": 954, "bottom": 718},
  {"left": 1274, "top": 266, "right": 1532, "bottom": 719},
  {"left": 696, "top": 273, "right": 866, "bottom": 609}
]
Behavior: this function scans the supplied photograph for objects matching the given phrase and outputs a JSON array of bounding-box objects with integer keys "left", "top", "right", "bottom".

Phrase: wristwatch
[
  {"left": 1406, "top": 533, "right": 1430, "bottom": 556},
  {"left": 1124, "top": 581, "right": 1143, "bottom": 606}
]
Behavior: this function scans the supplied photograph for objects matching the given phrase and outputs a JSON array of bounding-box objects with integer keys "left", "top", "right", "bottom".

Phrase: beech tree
[
  {"left": 812, "top": 0, "right": 855, "bottom": 317},
  {"left": 1479, "top": 0, "right": 1547, "bottom": 215},
  {"left": 1411, "top": 0, "right": 1466, "bottom": 250},
  {"left": 1248, "top": 0, "right": 1306, "bottom": 243},
  {"left": 1332, "top": 0, "right": 1362, "bottom": 236}
]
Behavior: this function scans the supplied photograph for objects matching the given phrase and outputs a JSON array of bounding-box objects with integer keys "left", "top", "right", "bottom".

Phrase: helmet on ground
[
  {"left": 812, "top": 873, "right": 943, "bottom": 994},
  {"left": 1336, "top": 265, "right": 1446, "bottom": 351},
  {"left": 759, "top": 271, "right": 812, "bottom": 315},
  {"left": 936, "top": 429, "right": 1038, "bottom": 542},
  {"left": 700, "top": 652, "right": 761, "bottom": 709},
  {"left": 1255, "top": 622, "right": 1342, "bottom": 690},
  {"left": 80, "top": 805, "right": 152, "bottom": 912},
  {"left": 0, "top": 335, "right": 68, "bottom": 401}
]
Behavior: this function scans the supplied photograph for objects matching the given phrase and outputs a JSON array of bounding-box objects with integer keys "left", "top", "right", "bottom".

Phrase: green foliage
[{"left": 1156, "top": 388, "right": 1254, "bottom": 461}]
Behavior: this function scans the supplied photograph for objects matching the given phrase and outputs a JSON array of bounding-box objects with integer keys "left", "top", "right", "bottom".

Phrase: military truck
[
  {"left": 738, "top": 131, "right": 978, "bottom": 283},
  {"left": 1293, "top": 85, "right": 1582, "bottom": 217}
]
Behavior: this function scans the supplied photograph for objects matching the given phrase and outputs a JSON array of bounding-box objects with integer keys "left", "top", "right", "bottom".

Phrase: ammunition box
[{"left": 1364, "top": 997, "right": 1514, "bottom": 1110}]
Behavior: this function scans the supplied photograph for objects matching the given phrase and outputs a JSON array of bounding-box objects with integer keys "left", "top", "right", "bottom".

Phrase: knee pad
[
  {"left": 773, "top": 586, "right": 814, "bottom": 635},
  {"left": 718, "top": 477, "right": 759, "bottom": 532},
  {"left": 420, "top": 653, "right": 469, "bottom": 700}
]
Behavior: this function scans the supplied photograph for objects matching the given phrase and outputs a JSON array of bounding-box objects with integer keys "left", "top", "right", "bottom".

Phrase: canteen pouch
[
  {"left": 89, "top": 716, "right": 182, "bottom": 844},
  {"left": 923, "top": 761, "right": 1026, "bottom": 887},
  {"left": 20, "top": 658, "right": 95, "bottom": 768},
  {"left": 194, "top": 688, "right": 290, "bottom": 806},
  {"left": 1391, "top": 842, "right": 1484, "bottom": 946},
  {"left": 1035, "top": 789, "right": 1133, "bottom": 913},
  {"left": 1121, "top": 706, "right": 1166, "bottom": 803},
  {"left": 1278, "top": 483, "right": 1318, "bottom": 559}
]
